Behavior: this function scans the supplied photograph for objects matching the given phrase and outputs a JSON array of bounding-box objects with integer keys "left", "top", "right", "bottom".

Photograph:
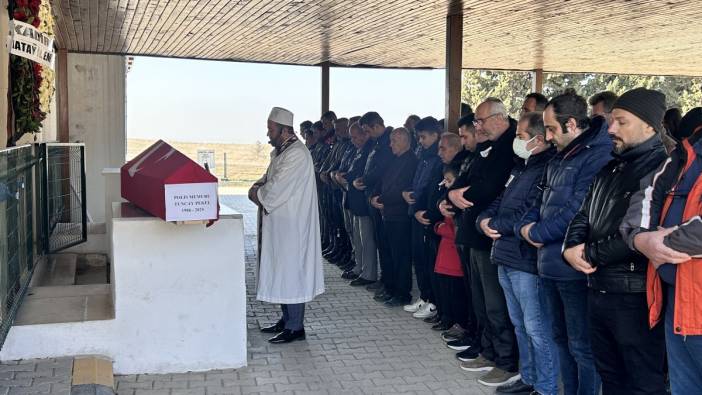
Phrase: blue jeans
[
  {"left": 541, "top": 278, "right": 600, "bottom": 395},
  {"left": 499, "top": 266, "right": 559, "bottom": 395},
  {"left": 666, "top": 286, "right": 702, "bottom": 394}
]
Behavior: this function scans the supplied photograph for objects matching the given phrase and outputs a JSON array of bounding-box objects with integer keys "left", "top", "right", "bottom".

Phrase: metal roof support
[
  {"left": 533, "top": 69, "right": 544, "bottom": 94},
  {"left": 321, "top": 62, "right": 330, "bottom": 116},
  {"left": 445, "top": 12, "right": 462, "bottom": 133}
]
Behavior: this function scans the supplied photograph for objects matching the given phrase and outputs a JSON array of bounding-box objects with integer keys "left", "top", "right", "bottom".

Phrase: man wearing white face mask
[{"left": 477, "top": 112, "right": 558, "bottom": 395}]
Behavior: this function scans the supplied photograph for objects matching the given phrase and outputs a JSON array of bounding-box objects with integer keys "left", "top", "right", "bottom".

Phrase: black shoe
[
  {"left": 456, "top": 347, "right": 480, "bottom": 362},
  {"left": 334, "top": 254, "right": 351, "bottom": 266},
  {"left": 260, "top": 320, "right": 284, "bottom": 334},
  {"left": 339, "top": 262, "right": 356, "bottom": 272},
  {"left": 384, "top": 297, "right": 410, "bottom": 307},
  {"left": 324, "top": 250, "right": 339, "bottom": 261},
  {"left": 374, "top": 292, "right": 392, "bottom": 302},
  {"left": 268, "top": 329, "right": 306, "bottom": 344},
  {"left": 424, "top": 314, "right": 441, "bottom": 324},
  {"left": 366, "top": 282, "right": 383, "bottom": 291},
  {"left": 341, "top": 270, "right": 358, "bottom": 280},
  {"left": 431, "top": 321, "right": 453, "bottom": 331},
  {"left": 496, "top": 378, "right": 534, "bottom": 394},
  {"left": 447, "top": 335, "right": 475, "bottom": 351},
  {"left": 329, "top": 249, "right": 347, "bottom": 263},
  {"left": 350, "top": 278, "right": 374, "bottom": 287}
]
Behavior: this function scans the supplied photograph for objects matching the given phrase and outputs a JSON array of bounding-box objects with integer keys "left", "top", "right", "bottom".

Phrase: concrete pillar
[
  {"left": 533, "top": 69, "right": 544, "bottom": 94},
  {"left": 445, "top": 13, "right": 463, "bottom": 134},
  {"left": 321, "top": 62, "right": 330, "bottom": 115},
  {"left": 68, "top": 54, "right": 127, "bottom": 224}
]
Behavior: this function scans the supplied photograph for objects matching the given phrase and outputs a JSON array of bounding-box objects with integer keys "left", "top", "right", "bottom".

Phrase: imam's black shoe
[{"left": 268, "top": 329, "right": 306, "bottom": 344}]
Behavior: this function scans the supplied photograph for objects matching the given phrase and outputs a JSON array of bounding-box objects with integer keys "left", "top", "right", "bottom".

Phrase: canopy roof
[{"left": 51, "top": 0, "right": 702, "bottom": 76}]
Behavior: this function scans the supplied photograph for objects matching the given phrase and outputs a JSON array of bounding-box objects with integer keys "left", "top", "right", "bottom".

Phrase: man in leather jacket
[{"left": 563, "top": 88, "right": 669, "bottom": 394}]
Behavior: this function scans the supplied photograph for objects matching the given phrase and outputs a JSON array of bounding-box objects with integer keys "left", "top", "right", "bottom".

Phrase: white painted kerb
[{"left": 0, "top": 202, "right": 247, "bottom": 374}]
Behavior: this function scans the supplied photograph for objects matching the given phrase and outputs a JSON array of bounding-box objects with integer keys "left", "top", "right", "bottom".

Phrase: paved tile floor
[
  {"left": 0, "top": 357, "right": 73, "bottom": 395},
  {"left": 117, "top": 195, "right": 493, "bottom": 395}
]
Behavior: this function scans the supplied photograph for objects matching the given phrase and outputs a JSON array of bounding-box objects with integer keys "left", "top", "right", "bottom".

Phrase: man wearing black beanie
[{"left": 563, "top": 87, "right": 669, "bottom": 394}]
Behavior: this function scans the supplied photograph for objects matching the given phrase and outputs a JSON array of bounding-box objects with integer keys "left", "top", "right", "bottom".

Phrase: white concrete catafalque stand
[{"left": 0, "top": 202, "right": 247, "bottom": 375}]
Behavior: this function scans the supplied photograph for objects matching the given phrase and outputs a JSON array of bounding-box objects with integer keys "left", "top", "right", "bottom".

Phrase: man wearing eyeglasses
[{"left": 447, "top": 98, "right": 520, "bottom": 387}]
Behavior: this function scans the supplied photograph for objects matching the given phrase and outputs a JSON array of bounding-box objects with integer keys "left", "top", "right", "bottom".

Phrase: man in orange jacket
[{"left": 620, "top": 111, "right": 702, "bottom": 394}]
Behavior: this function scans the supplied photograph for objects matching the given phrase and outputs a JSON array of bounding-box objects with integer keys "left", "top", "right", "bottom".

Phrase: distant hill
[{"left": 127, "top": 138, "right": 270, "bottom": 186}]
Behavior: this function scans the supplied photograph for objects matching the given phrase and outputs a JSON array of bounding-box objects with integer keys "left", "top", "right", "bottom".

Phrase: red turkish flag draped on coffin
[{"left": 121, "top": 140, "right": 219, "bottom": 223}]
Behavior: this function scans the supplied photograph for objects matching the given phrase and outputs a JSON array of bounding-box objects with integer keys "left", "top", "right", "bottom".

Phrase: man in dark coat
[
  {"left": 563, "top": 88, "right": 669, "bottom": 394},
  {"left": 402, "top": 117, "right": 443, "bottom": 314},
  {"left": 439, "top": 114, "right": 490, "bottom": 357},
  {"left": 477, "top": 112, "right": 558, "bottom": 395},
  {"left": 517, "top": 90, "right": 612, "bottom": 395},
  {"left": 338, "top": 122, "right": 377, "bottom": 285},
  {"left": 370, "top": 128, "right": 418, "bottom": 306},
  {"left": 447, "top": 98, "right": 520, "bottom": 387},
  {"left": 353, "top": 112, "right": 394, "bottom": 296}
]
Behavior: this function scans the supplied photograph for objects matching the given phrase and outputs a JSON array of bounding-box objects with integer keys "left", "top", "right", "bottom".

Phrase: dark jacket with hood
[{"left": 517, "top": 116, "right": 613, "bottom": 281}]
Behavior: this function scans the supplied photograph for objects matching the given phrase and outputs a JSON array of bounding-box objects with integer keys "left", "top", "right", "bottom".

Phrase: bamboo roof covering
[{"left": 50, "top": 0, "right": 702, "bottom": 76}]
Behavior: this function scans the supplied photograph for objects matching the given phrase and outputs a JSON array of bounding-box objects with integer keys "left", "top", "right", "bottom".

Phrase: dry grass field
[{"left": 127, "top": 139, "right": 271, "bottom": 192}]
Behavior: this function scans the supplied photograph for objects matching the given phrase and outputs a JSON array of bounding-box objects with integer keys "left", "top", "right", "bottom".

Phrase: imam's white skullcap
[{"left": 268, "top": 107, "right": 294, "bottom": 127}]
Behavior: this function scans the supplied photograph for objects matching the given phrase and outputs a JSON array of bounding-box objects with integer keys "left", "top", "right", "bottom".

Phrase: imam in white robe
[{"left": 255, "top": 139, "right": 324, "bottom": 304}]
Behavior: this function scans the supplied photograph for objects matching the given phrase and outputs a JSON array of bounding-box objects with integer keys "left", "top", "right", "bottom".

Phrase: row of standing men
[{"left": 304, "top": 89, "right": 702, "bottom": 395}]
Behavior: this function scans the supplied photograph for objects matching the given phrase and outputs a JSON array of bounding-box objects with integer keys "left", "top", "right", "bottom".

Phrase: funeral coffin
[{"left": 121, "top": 140, "right": 219, "bottom": 222}]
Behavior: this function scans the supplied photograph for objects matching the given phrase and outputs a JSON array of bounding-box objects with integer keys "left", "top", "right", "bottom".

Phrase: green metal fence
[
  {"left": 0, "top": 144, "right": 40, "bottom": 346},
  {"left": 0, "top": 142, "right": 87, "bottom": 348},
  {"left": 43, "top": 144, "right": 88, "bottom": 253}
]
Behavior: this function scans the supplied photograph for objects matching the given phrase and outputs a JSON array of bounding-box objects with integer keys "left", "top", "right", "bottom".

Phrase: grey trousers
[
  {"left": 281, "top": 303, "right": 305, "bottom": 331},
  {"left": 351, "top": 215, "right": 378, "bottom": 281}
]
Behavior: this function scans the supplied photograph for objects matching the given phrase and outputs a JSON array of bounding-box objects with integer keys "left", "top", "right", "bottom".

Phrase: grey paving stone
[
  {"left": 132, "top": 391, "right": 169, "bottom": 395},
  {"left": 8, "top": 383, "right": 51, "bottom": 394}
]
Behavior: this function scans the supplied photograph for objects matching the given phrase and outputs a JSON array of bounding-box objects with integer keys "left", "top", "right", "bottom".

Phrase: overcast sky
[{"left": 127, "top": 57, "right": 445, "bottom": 144}]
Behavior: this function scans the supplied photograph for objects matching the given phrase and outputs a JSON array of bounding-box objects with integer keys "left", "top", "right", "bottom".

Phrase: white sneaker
[
  {"left": 412, "top": 302, "right": 437, "bottom": 319},
  {"left": 403, "top": 299, "right": 425, "bottom": 313}
]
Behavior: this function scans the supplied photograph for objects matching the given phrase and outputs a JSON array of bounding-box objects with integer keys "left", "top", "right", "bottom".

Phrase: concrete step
[
  {"left": 76, "top": 254, "right": 109, "bottom": 285},
  {"left": 15, "top": 284, "right": 114, "bottom": 326},
  {"left": 26, "top": 284, "right": 111, "bottom": 299},
  {"left": 34, "top": 253, "right": 78, "bottom": 287}
]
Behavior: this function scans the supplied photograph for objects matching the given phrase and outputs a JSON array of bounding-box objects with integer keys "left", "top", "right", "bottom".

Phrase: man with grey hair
[{"left": 447, "top": 98, "right": 520, "bottom": 387}]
